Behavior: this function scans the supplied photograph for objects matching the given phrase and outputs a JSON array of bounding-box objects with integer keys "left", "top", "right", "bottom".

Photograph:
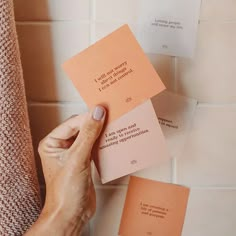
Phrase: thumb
[{"left": 69, "top": 105, "right": 106, "bottom": 162}]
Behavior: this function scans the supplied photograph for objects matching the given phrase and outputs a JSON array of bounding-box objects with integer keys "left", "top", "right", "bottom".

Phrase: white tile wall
[
  {"left": 14, "top": 0, "right": 91, "bottom": 21},
  {"left": 176, "top": 105, "right": 236, "bottom": 187},
  {"left": 90, "top": 187, "right": 127, "bottom": 236},
  {"left": 95, "top": 0, "right": 138, "bottom": 24},
  {"left": 17, "top": 22, "right": 90, "bottom": 102},
  {"left": 176, "top": 22, "right": 236, "bottom": 103},
  {"left": 15, "top": 0, "right": 236, "bottom": 235},
  {"left": 182, "top": 189, "right": 236, "bottom": 236},
  {"left": 200, "top": 0, "right": 236, "bottom": 21}
]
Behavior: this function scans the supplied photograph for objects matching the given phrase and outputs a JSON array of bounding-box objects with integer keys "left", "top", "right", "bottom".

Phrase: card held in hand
[{"left": 62, "top": 24, "right": 165, "bottom": 123}]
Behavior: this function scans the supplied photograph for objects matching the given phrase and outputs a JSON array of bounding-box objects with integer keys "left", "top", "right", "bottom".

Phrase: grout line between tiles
[
  {"left": 197, "top": 103, "right": 236, "bottom": 108},
  {"left": 27, "top": 100, "right": 236, "bottom": 108},
  {"left": 40, "top": 183, "right": 236, "bottom": 191},
  {"left": 16, "top": 20, "right": 91, "bottom": 25},
  {"left": 92, "top": 184, "right": 236, "bottom": 191},
  {"left": 16, "top": 19, "right": 236, "bottom": 24},
  {"left": 173, "top": 56, "right": 178, "bottom": 92},
  {"left": 171, "top": 158, "right": 177, "bottom": 184},
  {"left": 190, "top": 186, "right": 236, "bottom": 190},
  {"left": 27, "top": 101, "right": 88, "bottom": 107},
  {"left": 199, "top": 19, "right": 236, "bottom": 23},
  {"left": 170, "top": 55, "right": 178, "bottom": 184},
  {"left": 94, "top": 185, "right": 128, "bottom": 190},
  {"left": 89, "top": 0, "right": 96, "bottom": 44},
  {"left": 16, "top": 19, "right": 236, "bottom": 25},
  {"left": 91, "top": 0, "right": 96, "bottom": 21}
]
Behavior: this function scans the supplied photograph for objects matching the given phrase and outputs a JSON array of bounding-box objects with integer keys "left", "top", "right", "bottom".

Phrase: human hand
[{"left": 25, "top": 106, "right": 106, "bottom": 236}]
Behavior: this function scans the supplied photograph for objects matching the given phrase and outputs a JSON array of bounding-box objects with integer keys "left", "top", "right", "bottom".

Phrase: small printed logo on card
[
  {"left": 126, "top": 97, "right": 132, "bottom": 103},
  {"left": 131, "top": 160, "right": 137, "bottom": 165}
]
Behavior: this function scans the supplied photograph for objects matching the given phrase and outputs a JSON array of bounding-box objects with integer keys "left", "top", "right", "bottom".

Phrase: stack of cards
[
  {"left": 62, "top": 24, "right": 192, "bottom": 235},
  {"left": 119, "top": 176, "right": 190, "bottom": 236},
  {"left": 63, "top": 25, "right": 170, "bottom": 183}
]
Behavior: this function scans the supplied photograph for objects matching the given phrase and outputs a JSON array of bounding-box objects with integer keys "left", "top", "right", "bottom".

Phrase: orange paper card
[
  {"left": 119, "top": 176, "right": 190, "bottom": 236},
  {"left": 92, "top": 100, "right": 169, "bottom": 184},
  {"left": 62, "top": 24, "right": 165, "bottom": 122}
]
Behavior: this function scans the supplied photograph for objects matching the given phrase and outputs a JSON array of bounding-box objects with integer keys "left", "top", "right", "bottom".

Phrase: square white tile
[
  {"left": 176, "top": 22, "right": 236, "bottom": 103},
  {"left": 177, "top": 105, "right": 236, "bottom": 186},
  {"left": 200, "top": 0, "right": 236, "bottom": 21},
  {"left": 90, "top": 187, "right": 127, "bottom": 236},
  {"left": 17, "top": 22, "right": 90, "bottom": 102},
  {"left": 14, "top": 0, "right": 90, "bottom": 21},
  {"left": 95, "top": 0, "right": 138, "bottom": 23},
  {"left": 182, "top": 189, "right": 236, "bottom": 236},
  {"left": 94, "top": 22, "right": 134, "bottom": 42}
]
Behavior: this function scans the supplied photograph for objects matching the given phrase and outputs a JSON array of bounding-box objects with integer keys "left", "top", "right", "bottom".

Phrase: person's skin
[{"left": 25, "top": 106, "right": 106, "bottom": 236}]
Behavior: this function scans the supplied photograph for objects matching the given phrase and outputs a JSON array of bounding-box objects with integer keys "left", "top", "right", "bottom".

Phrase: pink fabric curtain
[{"left": 0, "top": 0, "right": 41, "bottom": 234}]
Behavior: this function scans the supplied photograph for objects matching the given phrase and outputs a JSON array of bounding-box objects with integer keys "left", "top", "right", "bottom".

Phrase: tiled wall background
[{"left": 14, "top": 1, "right": 236, "bottom": 235}]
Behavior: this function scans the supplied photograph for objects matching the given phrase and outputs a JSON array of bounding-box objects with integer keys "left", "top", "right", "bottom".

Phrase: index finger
[{"left": 48, "top": 114, "right": 86, "bottom": 140}]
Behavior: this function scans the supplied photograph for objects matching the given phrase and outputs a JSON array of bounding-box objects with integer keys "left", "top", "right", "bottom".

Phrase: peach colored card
[
  {"left": 62, "top": 24, "right": 165, "bottom": 123},
  {"left": 92, "top": 100, "right": 169, "bottom": 184},
  {"left": 119, "top": 176, "right": 190, "bottom": 236}
]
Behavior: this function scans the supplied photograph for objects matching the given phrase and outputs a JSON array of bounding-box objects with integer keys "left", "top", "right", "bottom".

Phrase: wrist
[
  {"left": 25, "top": 205, "right": 84, "bottom": 236},
  {"left": 43, "top": 205, "right": 85, "bottom": 235}
]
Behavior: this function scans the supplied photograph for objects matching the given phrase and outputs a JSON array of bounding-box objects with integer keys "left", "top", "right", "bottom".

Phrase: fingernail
[{"left": 92, "top": 106, "right": 105, "bottom": 121}]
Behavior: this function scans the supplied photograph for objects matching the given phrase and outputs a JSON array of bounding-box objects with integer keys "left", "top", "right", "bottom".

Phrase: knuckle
[
  {"left": 79, "top": 161, "right": 90, "bottom": 173},
  {"left": 38, "top": 138, "right": 45, "bottom": 155},
  {"left": 38, "top": 136, "right": 49, "bottom": 155},
  {"left": 82, "top": 120, "right": 101, "bottom": 140},
  {"left": 64, "top": 114, "right": 79, "bottom": 123},
  {"left": 67, "top": 123, "right": 78, "bottom": 135},
  {"left": 70, "top": 114, "right": 78, "bottom": 119}
]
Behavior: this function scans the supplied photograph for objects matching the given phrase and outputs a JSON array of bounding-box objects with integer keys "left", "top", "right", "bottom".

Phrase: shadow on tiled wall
[{"left": 15, "top": 1, "right": 60, "bottom": 201}]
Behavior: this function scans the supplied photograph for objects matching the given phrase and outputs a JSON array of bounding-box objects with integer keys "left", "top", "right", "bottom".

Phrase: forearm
[
  {"left": 25, "top": 207, "right": 84, "bottom": 236},
  {"left": 26, "top": 107, "right": 104, "bottom": 235}
]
